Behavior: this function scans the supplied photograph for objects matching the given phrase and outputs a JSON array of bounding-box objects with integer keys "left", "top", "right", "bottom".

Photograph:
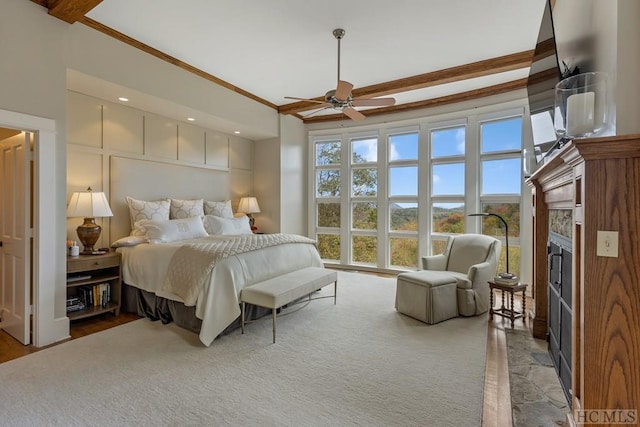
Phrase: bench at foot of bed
[{"left": 239, "top": 267, "right": 337, "bottom": 343}]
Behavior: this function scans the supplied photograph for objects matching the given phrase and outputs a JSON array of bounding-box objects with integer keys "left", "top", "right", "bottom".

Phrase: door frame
[{"left": 0, "top": 108, "right": 69, "bottom": 347}]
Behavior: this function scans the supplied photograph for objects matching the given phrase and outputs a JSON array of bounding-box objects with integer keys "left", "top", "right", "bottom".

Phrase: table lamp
[
  {"left": 237, "top": 196, "right": 260, "bottom": 229},
  {"left": 66, "top": 187, "right": 113, "bottom": 254},
  {"left": 469, "top": 212, "right": 515, "bottom": 279}
]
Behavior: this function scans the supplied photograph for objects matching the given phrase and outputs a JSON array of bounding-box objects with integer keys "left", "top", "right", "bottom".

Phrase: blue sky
[{"left": 350, "top": 117, "right": 523, "bottom": 199}]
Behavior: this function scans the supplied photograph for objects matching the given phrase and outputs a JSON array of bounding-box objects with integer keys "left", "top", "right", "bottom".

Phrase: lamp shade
[
  {"left": 66, "top": 188, "right": 113, "bottom": 218},
  {"left": 67, "top": 188, "right": 112, "bottom": 254},
  {"left": 237, "top": 197, "right": 261, "bottom": 214}
]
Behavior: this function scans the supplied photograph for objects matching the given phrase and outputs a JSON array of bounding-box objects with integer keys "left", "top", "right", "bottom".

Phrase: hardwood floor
[
  {"left": 482, "top": 294, "right": 531, "bottom": 427},
  {"left": 0, "top": 311, "right": 141, "bottom": 364},
  {"left": 0, "top": 293, "right": 530, "bottom": 426}
]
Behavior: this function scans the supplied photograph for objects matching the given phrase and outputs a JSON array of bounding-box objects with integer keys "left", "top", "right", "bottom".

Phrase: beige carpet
[{"left": 0, "top": 271, "right": 487, "bottom": 426}]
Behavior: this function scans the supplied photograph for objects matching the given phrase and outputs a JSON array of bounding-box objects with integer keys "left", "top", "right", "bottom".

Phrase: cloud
[
  {"left": 456, "top": 128, "right": 465, "bottom": 154},
  {"left": 354, "top": 138, "right": 377, "bottom": 162},
  {"left": 389, "top": 142, "right": 400, "bottom": 161}
]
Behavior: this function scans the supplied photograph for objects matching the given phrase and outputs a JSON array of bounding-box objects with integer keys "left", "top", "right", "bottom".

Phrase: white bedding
[{"left": 116, "top": 234, "right": 324, "bottom": 346}]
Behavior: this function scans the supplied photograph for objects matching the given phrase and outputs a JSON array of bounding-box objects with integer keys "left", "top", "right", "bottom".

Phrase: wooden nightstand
[{"left": 66, "top": 251, "right": 121, "bottom": 321}]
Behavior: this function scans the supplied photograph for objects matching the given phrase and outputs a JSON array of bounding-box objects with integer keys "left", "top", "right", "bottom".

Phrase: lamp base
[
  {"left": 246, "top": 213, "right": 255, "bottom": 229},
  {"left": 76, "top": 217, "right": 102, "bottom": 254},
  {"left": 498, "top": 272, "right": 517, "bottom": 280}
]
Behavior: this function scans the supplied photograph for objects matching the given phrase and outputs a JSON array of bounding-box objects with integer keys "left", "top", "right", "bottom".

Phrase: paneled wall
[{"left": 66, "top": 91, "right": 254, "bottom": 247}]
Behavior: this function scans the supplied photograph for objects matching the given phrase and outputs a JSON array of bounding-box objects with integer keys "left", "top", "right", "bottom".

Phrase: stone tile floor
[{"left": 505, "top": 328, "right": 569, "bottom": 427}]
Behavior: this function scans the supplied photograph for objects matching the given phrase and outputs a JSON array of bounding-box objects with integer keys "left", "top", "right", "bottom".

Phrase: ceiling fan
[{"left": 285, "top": 28, "right": 396, "bottom": 121}]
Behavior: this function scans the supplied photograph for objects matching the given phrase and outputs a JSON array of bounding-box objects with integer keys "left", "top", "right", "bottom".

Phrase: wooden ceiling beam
[
  {"left": 302, "top": 78, "right": 528, "bottom": 124},
  {"left": 279, "top": 50, "right": 533, "bottom": 115},
  {"left": 79, "top": 17, "right": 278, "bottom": 110},
  {"left": 46, "top": 0, "right": 103, "bottom": 23}
]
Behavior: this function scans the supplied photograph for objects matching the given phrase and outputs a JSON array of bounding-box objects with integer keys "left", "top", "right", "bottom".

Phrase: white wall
[
  {"left": 0, "top": 0, "right": 70, "bottom": 344},
  {"left": 279, "top": 115, "right": 308, "bottom": 235},
  {"left": 66, "top": 91, "right": 255, "bottom": 246},
  {"left": 0, "top": 0, "right": 280, "bottom": 346},
  {"left": 253, "top": 114, "right": 308, "bottom": 236},
  {"left": 614, "top": 0, "right": 640, "bottom": 134},
  {"left": 254, "top": 138, "right": 281, "bottom": 234},
  {"left": 553, "top": 0, "right": 640, "bottom": 135}
]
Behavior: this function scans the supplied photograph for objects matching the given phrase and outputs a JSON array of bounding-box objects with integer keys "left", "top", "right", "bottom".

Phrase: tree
[{"left": 316, "top": 142, "right": 377, "bottom": 197}]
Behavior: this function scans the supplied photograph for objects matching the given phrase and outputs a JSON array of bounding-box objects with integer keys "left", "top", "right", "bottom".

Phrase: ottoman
[{"left": 395, "top": 271, "right": 459, "bottom": 324}]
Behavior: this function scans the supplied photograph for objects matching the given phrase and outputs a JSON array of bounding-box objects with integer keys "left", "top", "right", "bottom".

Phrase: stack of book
[
  {"left": 77, "top": 283, "right": 111, "bottom": 308},
  {"left": 493, "top": 275, "right": 519, "bottom": 286},
  {"left": 66, "top": 296, "right": 85, "bottom": 313}
]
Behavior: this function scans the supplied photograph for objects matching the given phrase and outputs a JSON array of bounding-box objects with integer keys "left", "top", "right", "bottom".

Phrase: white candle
[{"left": 566, "top": 92, "right": 595, "bottom": 136}]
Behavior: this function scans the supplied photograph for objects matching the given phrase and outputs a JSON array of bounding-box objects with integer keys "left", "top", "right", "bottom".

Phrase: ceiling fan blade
[
  {"left": 351, "top": 97, "right": 396, "bottom": 107},
  {"left": 335, "top": 80, "right": 353, "bottom": 101},
  {"left": 284, "top": 96, "right": 328, "bottom": 105},
  {"left": 303, "top": 106, "right": 333, "bottom": 118},
  {"left": 343, "top": 107, "right": 366, "bottom": 121}
]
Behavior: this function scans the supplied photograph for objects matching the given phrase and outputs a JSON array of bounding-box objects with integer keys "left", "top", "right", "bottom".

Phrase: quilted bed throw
[{"left": 162, "top": 233, "right": 316, "bottom": 305}]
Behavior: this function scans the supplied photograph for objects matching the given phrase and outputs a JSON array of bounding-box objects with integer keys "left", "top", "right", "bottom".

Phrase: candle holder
[{"left": 554, "top": 72, "right": 608, "bottom": 139}]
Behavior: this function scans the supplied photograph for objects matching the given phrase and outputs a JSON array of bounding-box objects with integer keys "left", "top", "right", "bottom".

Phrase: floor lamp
[{"left": 468, "top": 212, "right": 516, "bottom": 279}]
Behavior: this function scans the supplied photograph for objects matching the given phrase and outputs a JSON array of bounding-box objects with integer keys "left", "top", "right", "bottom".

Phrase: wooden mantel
[{"left": 526, "top": 133, "right": 640, "bottom": 425}]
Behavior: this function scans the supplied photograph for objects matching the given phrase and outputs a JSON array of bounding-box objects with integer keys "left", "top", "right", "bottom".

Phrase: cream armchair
[
  {"left": 396, "top": 234, "right": 501, "bottom": 324},
  {"left": 423, "top": 234, "right": 501, "bottom": 316}
]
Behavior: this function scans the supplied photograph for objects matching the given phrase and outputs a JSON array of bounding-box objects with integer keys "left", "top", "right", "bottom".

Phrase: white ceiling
[{"left": 84, "top": 0, "right": 547, "bottom": 122}]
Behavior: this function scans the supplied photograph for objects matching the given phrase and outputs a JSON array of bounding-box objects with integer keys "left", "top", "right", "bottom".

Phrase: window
[
  {"left": 350, "top": 134, "right": 379, "bottom": 266},
  {"left": 310, "top": 107, "right": 525, "bottom": 275},
  {"left": 430, "top": 124, "right": 466, "bottom": 252},
  {"left": 478, "top": 116, "right": 523, "bottom": 278},
  {"left": 314, "top": 138, "right": 341, "bottom": 261},
  {"left": 388, "top": 130, "right": 419, "bottom": 268}
]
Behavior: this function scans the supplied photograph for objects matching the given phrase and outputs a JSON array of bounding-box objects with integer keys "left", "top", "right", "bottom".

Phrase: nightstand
[{"left": 66, "top": 251, "right": 121, "bottom": 321}]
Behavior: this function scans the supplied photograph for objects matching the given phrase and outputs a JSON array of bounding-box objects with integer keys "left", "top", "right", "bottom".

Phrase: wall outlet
[{"left": 596, "top": 231, "right": 619, "bottom": 258}]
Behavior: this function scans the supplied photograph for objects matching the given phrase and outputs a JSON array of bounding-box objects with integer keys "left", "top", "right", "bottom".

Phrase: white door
[{"left": 0, "top": 131, "right": 31, "bottom": 345}]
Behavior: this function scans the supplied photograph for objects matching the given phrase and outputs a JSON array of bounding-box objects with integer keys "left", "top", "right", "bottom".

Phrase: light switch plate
[{"left": 596, "top": 231, "right": 619, "bottom": 257}]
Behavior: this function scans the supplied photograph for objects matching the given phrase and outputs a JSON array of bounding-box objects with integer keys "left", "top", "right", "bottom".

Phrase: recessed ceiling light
[
  {"left": 234, "top": 131, "right": 241, "bottom": 134},
  {"left": 118, "top": 97, "right": 129, "bottom": 102},
  {"left": 187, "top": 117, "right": 195, "bottom": 121}
]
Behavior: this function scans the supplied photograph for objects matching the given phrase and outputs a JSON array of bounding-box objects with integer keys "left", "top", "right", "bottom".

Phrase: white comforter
[{"left": 117, "top": 234, "right": 324, "bottom": 346}]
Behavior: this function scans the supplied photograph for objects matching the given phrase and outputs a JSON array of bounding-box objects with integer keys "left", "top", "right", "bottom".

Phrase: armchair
[{"left": 395, "top": 234, "right": 501, "bottom": 324}]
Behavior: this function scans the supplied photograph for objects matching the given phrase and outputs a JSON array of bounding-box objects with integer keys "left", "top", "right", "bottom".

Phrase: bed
[
  {"left": 108, "top": 157, "right": 324, "bottom": 346},
  {"left": 116, "top": 234, "right": 323, "bottom": 346}
]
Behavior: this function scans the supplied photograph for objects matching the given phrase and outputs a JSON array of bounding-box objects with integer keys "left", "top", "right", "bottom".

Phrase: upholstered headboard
[{"left": 109, "top": 156, "right": 229, "bottom": 242}]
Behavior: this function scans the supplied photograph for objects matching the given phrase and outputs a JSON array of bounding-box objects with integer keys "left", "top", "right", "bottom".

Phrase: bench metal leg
[
  {"left": 272, "top": 308, "right": 277, "bottom": 343},
  {"left": 334, "top": 279, "right": 337, "bottom": 304},
  {"left": 241, "top": 301, "right": 245, "bottom": 334}
]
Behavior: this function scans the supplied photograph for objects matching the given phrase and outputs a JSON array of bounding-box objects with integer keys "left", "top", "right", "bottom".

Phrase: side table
[{"left": 488, "top": 281, "right": 527, "bottom": 328}]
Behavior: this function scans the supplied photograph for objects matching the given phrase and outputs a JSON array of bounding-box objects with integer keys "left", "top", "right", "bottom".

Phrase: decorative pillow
[
  {"left": 170, "top": 198, "right": 204, "bottom": 219},
  {"left": 204, "top": 200, "right": 234, "bottom": 218},
  {"left": 202, "top": 215, "right": 252, "bottom": 235},
  {"left": 134, "top": 216, "right": 208, "bottom": 243},
  {"left": 110, "top": 235, "right": 149, "bottom": 248},
  {"left": 126, "top": 196, "right": 170, "bottom": 230}
]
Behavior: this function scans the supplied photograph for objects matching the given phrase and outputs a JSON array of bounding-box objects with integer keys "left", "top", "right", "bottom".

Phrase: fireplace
[{"left": 547, "top": 210, "right": 572, "bottom": 405}]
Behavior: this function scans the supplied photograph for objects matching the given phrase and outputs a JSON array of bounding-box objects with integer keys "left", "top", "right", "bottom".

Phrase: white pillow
[
  {"left": 110, "top": 235, "right": 149, "bottom": 248},
  {"left": 170, "top": 198, "right": 204, "bottom": 219},
  {"left": 204, "top": 200, "right": 234, "bottom": 218},
  {"left": 134, "top": 216, "right": 208, "bottom": 243},
  {"left": 126, "top": 196, "right": 170, "bottom": 229},
  {"left": 202, "top": 215, "right": 253, "bottom": 235}
]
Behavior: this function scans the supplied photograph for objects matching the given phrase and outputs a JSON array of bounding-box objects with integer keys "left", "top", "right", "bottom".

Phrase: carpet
[
  {"left": 0, "top": 271, "right": 487, "bottom": 427},
  {"left": 505, "top": 328, "right": 569, "bottom": 427}
]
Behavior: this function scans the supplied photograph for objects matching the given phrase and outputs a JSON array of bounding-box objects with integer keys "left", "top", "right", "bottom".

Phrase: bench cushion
[{"left": 241, "top": 267, "right": 337, "bottom": 309}]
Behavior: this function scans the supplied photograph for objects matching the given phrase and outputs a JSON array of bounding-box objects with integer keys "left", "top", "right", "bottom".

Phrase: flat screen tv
[{"left": 526, "top": 0, "right": 569, "bottom": 164}]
